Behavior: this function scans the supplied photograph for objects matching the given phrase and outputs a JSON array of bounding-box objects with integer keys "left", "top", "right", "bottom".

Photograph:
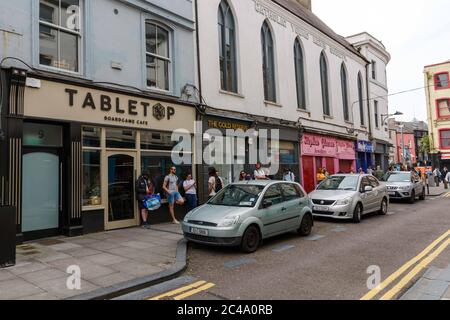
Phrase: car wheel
[
  {"left": 409, "top": 190, "right": 416, "bottom": 204},
  {"left": 298, "top": 214, "right": 313, "bottom": 236},
  {"left": 419, "top": 188, "right": 426, "bottom": 201},
  {"left": 241, "top": 225, "right": 261, "bottom": 253},
  {"left": 352, "top": 204, "right": 362, "bottom": 224},
  {"left": 379, "top": 198, "right": 388, "bottom": 215}
]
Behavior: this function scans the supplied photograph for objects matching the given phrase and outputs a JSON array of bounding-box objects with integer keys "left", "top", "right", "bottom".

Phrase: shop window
[
  {"left": 39, "top": 0, "right": 81, "bottom": 73},
  {"left": 83, "top": 150, "right": 101, "bottom": 206},
  {"left": 437, "top": 99, "right": 450, "bottom": 119},
  {"left": 82, "top": 127, "right": 101, "bottom": 147},
  {"left": 141, "top": 130, "right": 177, "bottom": 151},
  {"left": 435, "top": 73, "right": 449, "bottom": 89},
  {"left": 141, "top": 152, "right": 192, "bottom": 199},
  {"left": 106, "top": 129, "right": 136, "bottom": 149},
  {"left": 145, "top": 22, "right": 171, "bottom": 91},
  {"left": 441, "top": 130, "right": 450, "bottom": 149}
]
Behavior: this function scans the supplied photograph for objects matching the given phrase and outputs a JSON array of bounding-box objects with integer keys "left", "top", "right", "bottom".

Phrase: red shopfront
[{"left": 301, "top": 133, "right": 356, "bottom": 193}]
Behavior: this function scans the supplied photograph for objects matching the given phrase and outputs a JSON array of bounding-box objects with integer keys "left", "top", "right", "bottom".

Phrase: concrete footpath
[
  {"left": 427, "top": 185, "right": 448, "bottom": 197},
  {"left": 0, "top": 223, "right": 186, "bottom": 300}
]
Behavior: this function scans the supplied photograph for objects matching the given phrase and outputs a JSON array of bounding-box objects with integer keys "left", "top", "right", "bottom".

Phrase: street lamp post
[{"left": 381, "top": 111, "right": 403, "bottom": 126}]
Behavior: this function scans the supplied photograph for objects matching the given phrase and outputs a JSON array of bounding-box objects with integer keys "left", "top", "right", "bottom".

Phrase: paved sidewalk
[
  {"left": 401, "top": 264, "right": 450, "bottom": 300},
  {"left": 0, "top": 223, "right": 184, "bottom": 300},
  {"left": 427, "top": 185, "right": 448, "bottom": 197}
]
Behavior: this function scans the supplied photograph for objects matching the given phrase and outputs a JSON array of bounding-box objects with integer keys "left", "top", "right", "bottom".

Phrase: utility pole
[{"left": 399, "top": 124, "right": 406, "bottom": 167}]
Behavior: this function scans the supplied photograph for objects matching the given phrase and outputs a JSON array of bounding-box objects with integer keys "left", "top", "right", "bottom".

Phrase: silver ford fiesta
[
  {"left": 309, "top": 174, "right": 389, "bottom": 223},
  {"left": 182, "top": 181, "right": 314, "bottom": 253}
]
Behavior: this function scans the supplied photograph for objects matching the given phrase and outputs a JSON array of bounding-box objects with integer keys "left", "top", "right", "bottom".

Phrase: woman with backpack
[{"left": 208, "top": 167, "right": 224, "bottom": 200}]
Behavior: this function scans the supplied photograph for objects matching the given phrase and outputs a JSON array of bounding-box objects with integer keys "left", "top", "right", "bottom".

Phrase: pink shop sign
[
  {"left": 301, "top": 134, "right": 336, "bottom": 157},
  {"left": 336, "top": 139, "right": 356, "bottom": 160}
]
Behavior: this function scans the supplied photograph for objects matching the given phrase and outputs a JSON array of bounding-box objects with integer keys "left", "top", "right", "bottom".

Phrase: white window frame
[
  {"left": 38, "top": 0, "right": 83, "bottom": 75},
  {"left": 145, "top": 21, "right": 172, "bottom": 93}
]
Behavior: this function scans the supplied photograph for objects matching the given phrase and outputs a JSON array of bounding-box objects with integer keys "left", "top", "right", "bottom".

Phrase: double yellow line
[
  {"left": 148, "top": 280, "right": 216, "bottom": 300},
  {"left": 361, "top": 229, "right": 450, "bottom": 300}
]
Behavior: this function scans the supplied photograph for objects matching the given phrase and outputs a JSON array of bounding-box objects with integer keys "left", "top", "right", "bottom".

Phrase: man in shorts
[{"left": 163, "top": 166, "right": 184, "bottom": 224}]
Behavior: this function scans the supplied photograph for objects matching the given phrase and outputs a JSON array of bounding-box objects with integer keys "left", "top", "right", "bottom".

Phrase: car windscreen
[
  {"left": 209, "top": 185, "right": 265, "bottom": 207},
  {"left": 382, "top": 173, "right": 411, "bottom": 182},
  {"left": 317, "top": 176, "right": 359, "bottom": 191}
]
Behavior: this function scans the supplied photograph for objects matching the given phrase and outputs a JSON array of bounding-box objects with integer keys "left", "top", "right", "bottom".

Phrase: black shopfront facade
[
  {"left": 0, "top": 68, "right": 196, "bottom": 242},
  {"left": 196, "top": 110, "right": 301, "bottom": 204}
]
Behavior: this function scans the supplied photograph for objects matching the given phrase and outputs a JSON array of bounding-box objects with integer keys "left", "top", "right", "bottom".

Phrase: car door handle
[{"left": 281, "top": 208, "right": 287, "bottom": 212}]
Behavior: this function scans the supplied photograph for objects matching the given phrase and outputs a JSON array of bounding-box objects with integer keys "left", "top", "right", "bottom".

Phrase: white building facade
[
  {"left": 195, "top": 0, "right": 375, "bottom": 193},
  {"left": 347, "top": 32, "right": 392, "bottom": 171}
]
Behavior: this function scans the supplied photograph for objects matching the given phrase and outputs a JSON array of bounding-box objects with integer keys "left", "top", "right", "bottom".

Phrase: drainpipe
[{"left": 194, "top": 0, "right": 206, "bottom": 204}]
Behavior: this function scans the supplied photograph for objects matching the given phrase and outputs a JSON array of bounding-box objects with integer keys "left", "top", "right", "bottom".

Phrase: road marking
[
  {"left": 173, "top": 282, "right": 216, "bottom": 300},
  {"left": 304, "top": 234, "right": 326, "bottom": 241},
  {"left": 380, "top": 237, "right": 450, "bottom": 300},
  {"left": 148, "top": 280, "right": 207, "bottom": 300},
  {"left": 272, "top": 244, "right": 295, "bottom": 253},
  {"left": 224, "top": 258, "right": 256, "bottom": 269},
  {"left": 360, "top": 229, "right": 450, "bottom": 300}
]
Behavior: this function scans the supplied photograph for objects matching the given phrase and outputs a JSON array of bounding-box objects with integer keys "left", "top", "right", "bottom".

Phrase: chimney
[{"left": 292, "top": 0, "right": 312, "bottom": 10}]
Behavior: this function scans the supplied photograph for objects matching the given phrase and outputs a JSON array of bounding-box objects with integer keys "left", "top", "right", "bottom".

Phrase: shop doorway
[
  {"left": 22, "top": 150, "right": 62, "bottom": 238},
  {"left": 105, "top": 152, "right": 138, "bottom": 230}
]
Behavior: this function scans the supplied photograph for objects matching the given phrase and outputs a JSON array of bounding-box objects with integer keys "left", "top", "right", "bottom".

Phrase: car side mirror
[
  {"left": 262, "top": 199, "right": 273, "bottom": 209},
  {"left": 364, "top": 186, "right": 373, "bottom": 193}
]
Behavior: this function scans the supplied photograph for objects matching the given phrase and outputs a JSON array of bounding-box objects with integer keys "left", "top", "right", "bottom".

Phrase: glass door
[
  {"left": 22, "top": 151, "right": 60, "bottom": 234},
  {"left": 105, "top": 152, "right": 138, "bottom": 230}
]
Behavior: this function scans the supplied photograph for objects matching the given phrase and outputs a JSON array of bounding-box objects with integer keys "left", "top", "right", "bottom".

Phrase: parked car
[
  {"left": 309, "top": 174, "right": 389, "bottom": 223},
  {"left": 182, "top": 181, "right": 313, "bottom": 253},
  {"left": 380, "top": 171, "right": 426, "bottom": 203}
]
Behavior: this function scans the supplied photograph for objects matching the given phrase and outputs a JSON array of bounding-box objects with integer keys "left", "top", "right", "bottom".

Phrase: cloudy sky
[{"left": 313, "top": 0, "right": 450, "bottom": 123}]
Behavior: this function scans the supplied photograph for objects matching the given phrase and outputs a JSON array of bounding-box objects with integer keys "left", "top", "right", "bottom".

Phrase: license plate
[
  {"left": 314, "top": 205, "right": 329, "bottom": 212},
  {"left": 190, "top": 227, "right": 208, "bottom": 236},
  {"left": 388, "top": 192, "right": 396, "bottom": 196}
]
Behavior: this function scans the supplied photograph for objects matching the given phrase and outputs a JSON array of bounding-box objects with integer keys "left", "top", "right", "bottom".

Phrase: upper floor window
[
  {"left": 340, "top": 63, "right": 349, "bottom": 121},
  {"left": 371, "top": 60, "right": 377, "bottom": 80},
  {"left": 435, "top": 73, "right": 449, "bottom": 89},
  {"left": 146, "top": 22, "right": 170, "bottom": 91},
  {"left": 358, "top": 72, "right": 365, "bottom": 126},
  {"left": 294, "top": 39, "right": 306, "bottom": 110},
  {"left": 39, "top": 0, "right": 82, "bottom": 73},
  {"left": 374, "top": 100, "right": 379, "bottom": 128},
  {"left": 261, "top": 21, "right": 276, "bottom": 102},
  {"left": 437, "top": 99, "right": 450, "bottom": 119},
  {"left": 218, "top": 0, "right": 237, "bottom": 93},
  {"left": 440, "top": 130, "right": 450, "bottom": 149},
  {"left": 320, "top": 52, "right": 330, "bottom": 116}
]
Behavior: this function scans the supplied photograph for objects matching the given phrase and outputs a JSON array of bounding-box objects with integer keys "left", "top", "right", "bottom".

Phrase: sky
[{"left": 313, "top": 0, "right": 450, "bottom": 123}]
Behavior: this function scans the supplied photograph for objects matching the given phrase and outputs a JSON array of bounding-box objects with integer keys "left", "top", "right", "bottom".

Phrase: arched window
[
  {"left": 320, "top": 52, "right": 330, "bottom": 115},
  {"left": 218, "top": 0, "right": 237, "bottom": 93},
  {"left": 294, "top": 39, "right": 306, "bottom": 109},
  {"left": 341, "top": 63, "right": 349, "bottom": 121},
  {"left": 358, "top": 72, "right": 365, "bottom": 126},
  {"left": 261, "top": 21, "right": 276, "bottom": 102}
]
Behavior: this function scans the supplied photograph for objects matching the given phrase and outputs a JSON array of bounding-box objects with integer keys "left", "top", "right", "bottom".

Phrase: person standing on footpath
[
  {"left": 283, "top": 168, "right": 295, "bottom": 182},
  {"left": 163, "top": 166, "right": 184, "bottom": 224},
  {"left": 254, "top": 162, "right": 269, "bottom": 180},
  {"left": 136, "top": 171, "right": 153, "bottom": 229},
  {"left": 183, "top": 173, "right": 198, "bottom": 212},
  {"left": 445, "top": 170, "right": 450, "bottom": 188},
  {"left": 208, "top": 167, "right": 224, "bottom": 200},
  {"left": 443, "top": 167, "right": 449, "bottom": 189},
  {"left": 433, "top": 167, "right": 441, "bottom": 187}
]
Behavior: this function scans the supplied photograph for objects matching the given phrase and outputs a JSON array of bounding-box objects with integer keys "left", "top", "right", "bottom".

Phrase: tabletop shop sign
[{"left": 65, "top": 88, "right": 176, "bottom": 122}]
